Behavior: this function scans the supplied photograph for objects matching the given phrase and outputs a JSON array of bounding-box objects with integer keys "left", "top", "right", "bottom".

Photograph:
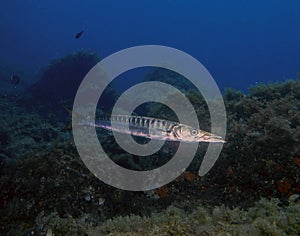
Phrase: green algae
[{"left": 33, "top": 198, "right": 300, "bottom": 236}]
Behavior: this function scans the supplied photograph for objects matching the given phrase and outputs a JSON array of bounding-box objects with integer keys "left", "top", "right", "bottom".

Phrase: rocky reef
[
  {"left": 29, "top": 51, "right": 100, "bottom": 104},
  {"left": 0, "top": 66, "right": 300, "bottom": 234},
  {"left": 26, "top": 51, "right": 118, "bottom": 116}
]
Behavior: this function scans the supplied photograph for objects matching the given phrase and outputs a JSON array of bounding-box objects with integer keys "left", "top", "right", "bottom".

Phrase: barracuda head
[{"left": 173, "top": 125, "right": 226, "bottom": 143}]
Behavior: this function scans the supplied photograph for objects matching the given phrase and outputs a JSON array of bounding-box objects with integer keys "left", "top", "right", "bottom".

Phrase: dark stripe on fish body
[
  {"left": 98, "top": 115, "right": 180, "bottom": 131},
  {"left": 151, "top": 120, "right": 155, "bottom": 128},
  {"left": 145, "top": 119, "right": 149, "bottom": 127},
  {"left": 142, "top": 118, "right": 147, "bottom": 127},
  {"left": 133, "top": 117, "right": 138, "bottom": 125},
  {"left": 139, "top": 118, "right": 143, "bottom": 126},
  {"left": 166, "top": 123, "right": 176, "bottom": 132}
]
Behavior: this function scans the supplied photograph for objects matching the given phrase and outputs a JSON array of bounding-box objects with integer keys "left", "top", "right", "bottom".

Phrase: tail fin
[
  {"left": 63, "top": 105, "right": 73, "bottom": 115},
  {"left": 62, "top": 106, "right": 72, "bottom": 131},
  {"left": 62, "top": 106, "right": 81, "bottom": 131}
]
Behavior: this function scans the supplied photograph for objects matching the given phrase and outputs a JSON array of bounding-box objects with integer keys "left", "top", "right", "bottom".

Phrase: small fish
[
  {"left": 10, "top": 75, "right": 20, "bottom": 86},
  {"left": 75, "top": 30, "right": 84, "bottom": 39},
  {"left": 82, "top": 115, "right": 225, "bottom": 143}
]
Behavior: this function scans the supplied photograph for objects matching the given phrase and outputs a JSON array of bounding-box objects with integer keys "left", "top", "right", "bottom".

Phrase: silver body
[{"left": 86, "top": 115, "right": 225, "bottom": 143}]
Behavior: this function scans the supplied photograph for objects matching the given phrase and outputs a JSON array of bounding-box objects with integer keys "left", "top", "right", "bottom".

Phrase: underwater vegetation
[
  {"left": 0, "top": 59, "right": 300, "bottom": 234},
  {"left": 218, "top": 80, "right": 300, "bottom": 205},
  {"left": 34, "top": 197, "right": 300, "bottom": 236}
]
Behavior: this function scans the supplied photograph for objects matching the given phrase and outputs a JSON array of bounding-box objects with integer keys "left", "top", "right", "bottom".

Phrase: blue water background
[{"left": 1, "top": 0, "right": 300, "bottom": 92}]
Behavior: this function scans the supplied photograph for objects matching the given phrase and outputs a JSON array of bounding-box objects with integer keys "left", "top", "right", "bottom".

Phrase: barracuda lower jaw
[{"left": 210, "top": 136, "right": 226, "bottom": 143}]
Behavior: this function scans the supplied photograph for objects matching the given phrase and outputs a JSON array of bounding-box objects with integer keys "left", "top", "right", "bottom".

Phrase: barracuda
[{"left": 83, "top": 115, "right": 225, "bottom": 143}]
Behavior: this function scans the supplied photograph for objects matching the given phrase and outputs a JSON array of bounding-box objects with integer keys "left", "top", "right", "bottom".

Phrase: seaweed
[
  {"left": 1, "top": 69, "right": 300, "bottom": 234},
  {"left": 30, "top": 198, "right": 300, "bottom": 235}
]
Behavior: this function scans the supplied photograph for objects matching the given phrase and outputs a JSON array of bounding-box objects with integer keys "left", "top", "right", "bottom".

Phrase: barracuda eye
[{"left": 190, "top": 129, "right": 198, "bottom": 136}]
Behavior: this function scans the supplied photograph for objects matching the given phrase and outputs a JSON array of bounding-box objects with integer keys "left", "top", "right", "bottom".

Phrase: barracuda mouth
[
  {"left": 190, "top": 128, "right": 226, "bottom": 143},
  {"left": 205, "top": 134, "right": 226, "bottom": 143}
]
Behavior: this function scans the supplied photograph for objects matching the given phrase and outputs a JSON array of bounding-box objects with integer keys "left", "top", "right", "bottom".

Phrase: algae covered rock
[{"left": 28, "top": 51, "right": 118, "bottom": 111}]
